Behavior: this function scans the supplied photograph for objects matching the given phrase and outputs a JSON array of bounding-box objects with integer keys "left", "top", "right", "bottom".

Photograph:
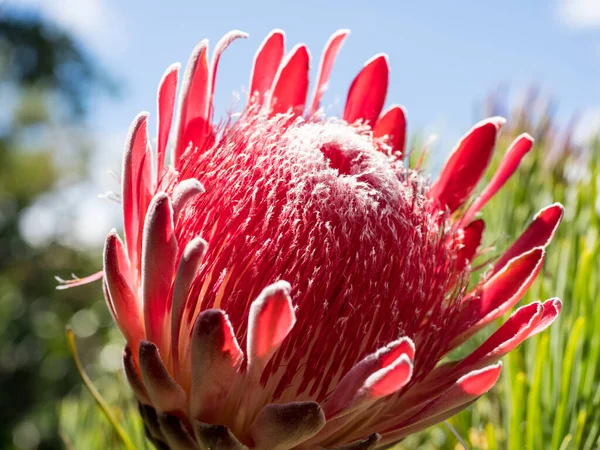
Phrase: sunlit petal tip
[
  {"left": 457, "top": 301, "right": 543, "bottom": 371},
  {"left": 483, "top": 116, "right": 506, "bottom": 130},
  {"left": 247, "top": 281, "right": 295, "bottom": 374},
  {"left": 534, "top": 297, "right": 562, "bottom": 334},
  {"left": 249, "top": 401, "right": 326, "bottom": 450},
  {"left": 432, "top": 117, "right": 503, "bottom": 212},
  {"left": 324, "top": 338, "right": 415, "bottom": 419},
  {"left": 174, "top": 39, "right": 210, "bottom": 165},
  {"left": 270, "top": 44, "right": 311, "bottom": 116},
  {"left": 364, "top": 52, "right": 389, "bottom": 67},
  {"left": 344, "top": 53, "right": 389, "bottom": 125},
  {"left": 385, "top": 336, "right": 416, "bottom": 362},
  {"left": 156, "top": 63, "right": 180, "bottom": 183},
  {"left": 362, "top": 353, "right": 413, "bottom": 399},
  {"left": 249, "top": 30, "right": 286, "bottom": 106},
  {"left": 373, "top": 105, "right": 408, "bottom": 156},
  {"left": 307, "top": 29, "right": 350, "bottom": 115},
  {"left": 172, "top": 178, "right": 205, "bottom": 216},
  {"left": 493, "top": 204, "right": 563, "bottom": 274},
  {"left": 139, "top": 341, "right": 187, "bottom": 413},
  {"left": 457, "top": 361, "right": 502, "bottom": 396}
]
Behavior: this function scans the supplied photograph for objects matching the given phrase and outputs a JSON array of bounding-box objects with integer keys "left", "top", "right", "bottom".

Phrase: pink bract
[{"left": 91, "top": 30, "right": 563, "bottom": 449}]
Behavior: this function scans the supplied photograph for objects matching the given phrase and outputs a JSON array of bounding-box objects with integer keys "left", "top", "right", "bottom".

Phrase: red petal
[
  {"left": 171, "top": 236, "right": 208, "bottom": 378},
  {"left": 462, "top": 133, "right": 533, "bottom": 224},
  {"left": 373, "top": 105, "right": 407, "bottom": 157},
  {"left": 533, "top": 297, "right": 562, "bottom": 334},
  {"left": 493, "top": 203, "right": 564, "bottom": 275},
  {"left": 362, "top": 354, "right": 413, "bottom": 399},
  {"left": 414, "top": 363, "right": 501, "bottom": 422},
  {"left": 249, "top": 30, "right": 285, "bottom": 107},
  {"left": 174, "top": 40, "right": 209, "bottom": 167},
  {"left": 103, "top": 231, "right": 144, "bottom": 354},
  {"left": 343, "top": 54, "right": 389, "bottom": 126},
  {"left": 247, "top": 281, "right": 296, "bottom": 376},
  {"left": 430, "top": 117, "right": 505, "bottom": 213},
  {"left": 459, "top": 301, "right": 543, "bottom": 371},
  {"left": 156, "top": 63, "right": 180, "bottom": 187},
  {"left": 456, "top": 363, "right": 502, "bottom": 396},
  {"left": 190, "top": 309, "right": 243, "bottom": 421},
  {"left": 324, "top": 338, "right": 414, "bottom": 418},
  {"left": 379, "top": 363, "right": 502, "bottom": 443},
  {"left": 171, "top": 178, "right": 205, "bottom": 218},
  {"left": 457, "top": 219, "right": 485, "bottom": 270},
  {"left": 122, "top": 112, "right": 152, "bottom": 273},
  {"left": 139, "top": 341, "right": 186, "bottom": 412},
  {"left": 307, "top": 29, "right": 350, "bottom": 116},
  {"left": 208, "top": 30, "right": 248, "bottom": 118},
  {"left": 270, "top": 44, "right": 311, "bottom": 117},
  {"left": 142, "top": 193, "right": 178, "bottom": 357},
  {"left": 455, "top": 247, "right": 545, "bottom": 345},
  {"left": 457, "top": 298, "right": 560, "bottom": 374}
]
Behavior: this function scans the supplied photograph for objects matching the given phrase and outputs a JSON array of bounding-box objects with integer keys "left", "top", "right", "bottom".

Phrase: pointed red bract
[
  {"left": 462, "top": 133, "right": 533, "bottom": 224},
  {"left": 103, "top": 231, "right": 144, "bottom": 354},
  {"left": 156, "top": 63, "right": 180, "bottom": 186},
  {"left": 493, "top": 203, "right": 564, "bottom": 274},
  {"left": 457, "top": 219, "right": 485, "bottom": 269},
  {"left": 308, "top": 29, "right": 350, "bottom": 116},
  {"left": 208, "top": 30, "right": 248, "bottom": 119},
  {"left": 122, "top": 113, "right": 152, "bottom": 274},
  {"left": 270, "top": 44, "right": 311, "bottom": 117},
  {"left": 324, "top": 338, "right": 414, "bottom": 419},
  {"left": 455, "top": 247, "right": 545, "bottom": 344},
  {"left": 431, "top": 117, "right": 504, "bottom": 213},
  {"left": 174, "top": 40, "right": 209, "bottom": 167},
  {"left": 249, "top": 30, "right": 285, "bottom": 106},
  {"left": 142, "top": 193, "right": 178, "bottom": 356},
  {"left": 247, "top": 281, "right": 296, "bottom": 376},
  {"left": 373, "top": 105, "right": 407, "bottom": 157},
  {"left": 344, "top": 54, "right": 389, "bottom": 126}
]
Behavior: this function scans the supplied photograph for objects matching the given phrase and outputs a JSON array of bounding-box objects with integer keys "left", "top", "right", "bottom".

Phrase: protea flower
[{"left": 93, "top": 30, "right": 564, "bottom": 449}]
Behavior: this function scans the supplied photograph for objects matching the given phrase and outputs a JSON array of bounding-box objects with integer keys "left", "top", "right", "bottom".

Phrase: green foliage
[
  {"left": 0, "top": 10, "right": 115, "bottom": 450},
  {"left": 407, "top": 97, "right": 600, "bottom": 449}
]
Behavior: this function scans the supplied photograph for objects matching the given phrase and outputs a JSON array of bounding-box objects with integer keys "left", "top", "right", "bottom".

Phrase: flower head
[{"left": 99, "top": 30, "right": 563, "bottom": 449}]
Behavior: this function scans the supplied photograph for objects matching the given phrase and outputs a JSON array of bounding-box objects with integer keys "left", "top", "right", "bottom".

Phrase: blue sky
[
  {"left": 10, "top": 0, "right": 600, "bottom": 246},
  {"left": 15, "top": 0, "right": 600, "bottom": 149},
  {"left": 14, "top": 0, "right": 600, "bottom": 139}
]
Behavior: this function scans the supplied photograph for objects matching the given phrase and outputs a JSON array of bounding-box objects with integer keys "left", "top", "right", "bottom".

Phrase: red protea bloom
[{"left": 96, "top": 30, "right": 563, "bottom": 449}]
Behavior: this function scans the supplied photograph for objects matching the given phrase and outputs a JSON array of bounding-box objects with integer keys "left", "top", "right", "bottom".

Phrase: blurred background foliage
[
  {"left": 0, "top": 9, "right": 118, "bottom": 450},
  {"left": 1, "top": 6, "right": 600, "bottom": 450}
]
